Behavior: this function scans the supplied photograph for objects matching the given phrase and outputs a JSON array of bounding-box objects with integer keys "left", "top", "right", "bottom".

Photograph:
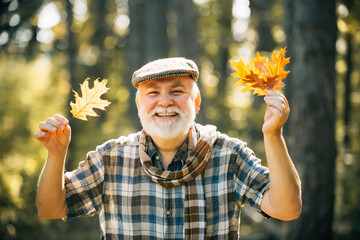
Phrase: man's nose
[{"left": 158, "top": 93, "right": 173, "bottom": 107}]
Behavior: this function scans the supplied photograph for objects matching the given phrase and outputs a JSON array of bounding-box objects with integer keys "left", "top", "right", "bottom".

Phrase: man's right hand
[
  {"left": 34, "top": 114, "right": 71, "bottom": 154},
  {"left": 35, "top": 114, "right": 70, "bottom": 219}
]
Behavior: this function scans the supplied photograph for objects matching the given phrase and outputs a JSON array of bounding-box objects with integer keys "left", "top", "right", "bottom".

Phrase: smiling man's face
[{"left": 136, "top": 75, "right": 200, "bottom": 140}]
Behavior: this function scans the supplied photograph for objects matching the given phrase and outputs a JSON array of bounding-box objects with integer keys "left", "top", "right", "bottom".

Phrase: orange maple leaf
[
  {"left": 70, "top": 78, "right": 111, "bottom": 120},
  {"left": 230, "top": 47, "right": 290, "bottom": 96}
]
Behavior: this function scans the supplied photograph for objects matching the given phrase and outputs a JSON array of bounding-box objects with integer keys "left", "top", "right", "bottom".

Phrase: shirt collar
[{"left": 145, "top": 135, "right": 189, "bottom": 171}]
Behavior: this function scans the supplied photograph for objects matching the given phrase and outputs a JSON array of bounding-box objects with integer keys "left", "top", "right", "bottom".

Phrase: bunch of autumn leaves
[
  {"left": 70, "top": 48, "right": 290, "bottom": 120},
  {"left": 230, "top": 47, "right": 290, "bottom": 96}
]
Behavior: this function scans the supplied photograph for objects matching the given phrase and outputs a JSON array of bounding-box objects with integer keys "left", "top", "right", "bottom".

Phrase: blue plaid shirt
[{"left": 64, "top": 125, "right": 270, "bottom": 239}]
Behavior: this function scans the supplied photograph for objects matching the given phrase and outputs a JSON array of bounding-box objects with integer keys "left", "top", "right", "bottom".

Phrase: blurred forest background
[{"left": 0, "top": 0, "right": 359, "bottom": 239}]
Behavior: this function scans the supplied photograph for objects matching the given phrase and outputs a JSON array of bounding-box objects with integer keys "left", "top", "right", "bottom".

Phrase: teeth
[{"left": 156, "top": 112, "right": 177, "bottom": 117}]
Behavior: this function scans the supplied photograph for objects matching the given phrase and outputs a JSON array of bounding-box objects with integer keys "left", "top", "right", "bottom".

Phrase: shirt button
[
  {"left": 166, "top": 210, "right": 171, "bottom": 216},
  {"left": 156, "top": 156, "right": 160, "bottom": 160}
]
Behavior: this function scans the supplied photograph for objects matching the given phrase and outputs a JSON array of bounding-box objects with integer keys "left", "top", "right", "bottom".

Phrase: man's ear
[
  {"left": 135, "top": 94, "right": 139, "bottom": 109},
  {"left": 195, "top": 92, "right": 201, "bottom": 114}
]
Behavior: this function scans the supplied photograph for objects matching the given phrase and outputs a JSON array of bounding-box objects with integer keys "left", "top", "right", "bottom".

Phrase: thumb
[{"left": 63, "top": 124, "right": 71, "bottom": 136}]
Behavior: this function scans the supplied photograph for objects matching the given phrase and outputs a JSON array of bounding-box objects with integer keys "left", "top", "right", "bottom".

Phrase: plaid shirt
[{"left": 64, "top": 124, "right": 270, "bottom": 239}]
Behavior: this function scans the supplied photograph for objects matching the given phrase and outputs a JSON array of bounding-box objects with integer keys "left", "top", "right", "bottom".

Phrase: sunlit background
[{"left": 0, "top": 0, "right": 359, "bottom": 239}]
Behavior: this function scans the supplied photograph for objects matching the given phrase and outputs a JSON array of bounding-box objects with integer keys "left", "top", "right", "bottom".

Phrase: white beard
[{"left": 138, "top": 105, "right": 196, "bottom": 140}]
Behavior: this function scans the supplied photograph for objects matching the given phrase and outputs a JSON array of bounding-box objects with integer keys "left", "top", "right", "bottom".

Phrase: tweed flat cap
[{"left": 132, "top": 57, "right": 199, "bottom": 88}]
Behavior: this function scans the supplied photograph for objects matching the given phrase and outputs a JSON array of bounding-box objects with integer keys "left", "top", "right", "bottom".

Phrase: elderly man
[{"left": 34, "top": 57, "right": 301, "bottom": 239}]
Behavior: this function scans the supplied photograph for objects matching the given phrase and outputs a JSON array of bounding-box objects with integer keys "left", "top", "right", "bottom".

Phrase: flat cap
[{"left": 132, "top": 57, "right": 199, "bottom": 88}]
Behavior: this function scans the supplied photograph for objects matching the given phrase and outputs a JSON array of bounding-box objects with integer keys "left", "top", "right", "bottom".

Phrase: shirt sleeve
[
  {"left": 63, "top": 148, "right": 105, "bottom": 221},
  {"left": 232, "top": 142, "right": 270, "bottom": 218}
]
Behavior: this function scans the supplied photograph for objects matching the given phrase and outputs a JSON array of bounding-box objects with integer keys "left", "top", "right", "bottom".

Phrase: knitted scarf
[{"left": 138, "top": 124, "right": 218, "bottom": 239}]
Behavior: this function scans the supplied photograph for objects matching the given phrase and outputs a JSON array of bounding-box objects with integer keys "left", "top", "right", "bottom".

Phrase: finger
[
  {"left": 39, "top": 122, "right": 57, "bottom": 132},
  {"left": 266, "top": 102, "right": 289, "bottom": 122},
  {"left": 266, "top": 90, "right": 282, "bottom": 97},
  {"left": 269, "top": 106, "right": 282, "bottom": 116},
  {"left": 265, "top": 99, "right": 286, "bottom": 112},
  {"left": 46, "top": 117, "right": 65, "bottom": 131},
  {"left": 265, "top": 95, "right": 289, "bottom": 112},
  {"left": 279, "top": 94, "right": 289, "bottom": 110},
  {"left": 266, "top": 91, "right": 289, "bottom": 109},
  {"left": 54, "top": 114, "right": 69, "bottom": 125},
  {"left": 33, "top": 131, "right": 46, "bottom": 140},
  {"left": 269, "top": 106, "right": 289, "bottom": 125},
  {"left": 264, "top": 94, "right": 286, "bottom": 104}
]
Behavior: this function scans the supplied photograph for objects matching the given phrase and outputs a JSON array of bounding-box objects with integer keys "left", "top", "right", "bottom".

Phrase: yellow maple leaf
[
  {"left": 230, "top": 47, "right": 290, "bottom": 96},
  {"left": 70, "top": 78, "right": 111, "bottom": 120}
]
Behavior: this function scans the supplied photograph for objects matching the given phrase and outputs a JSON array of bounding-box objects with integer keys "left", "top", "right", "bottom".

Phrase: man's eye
[
  {"left": 172, "top": 90, "right": 183, "bottom": 94},
  {"left": 148, "top": 91, "right": 159, "bottom": 95}
]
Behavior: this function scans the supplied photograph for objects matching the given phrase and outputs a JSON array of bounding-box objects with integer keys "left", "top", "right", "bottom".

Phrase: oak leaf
[
  {"left": 230, "top": 47, "right": 290, "bottom": 96},
  {"left": 70, "top": 78, "right": 111, "bottom": 120}
]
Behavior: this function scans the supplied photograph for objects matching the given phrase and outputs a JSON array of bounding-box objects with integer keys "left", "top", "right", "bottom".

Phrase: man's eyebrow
[
  {"left": 145, "top": 83, "right": 160, "bottom": 89},
  {"left": 171, "top": 82, "right": 185, "bottom": 88}
]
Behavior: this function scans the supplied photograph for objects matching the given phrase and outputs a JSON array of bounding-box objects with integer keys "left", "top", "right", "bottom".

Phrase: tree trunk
[
  {"left": 146, "top": 0, "right": 169, "bottom": 61},
  {"left": 127, "top": 0, "right": 147, "bottom": 129},
  {"left": 343, "top": 33, "right": 352, "bottom": 148},
  {"left": 89, "top": 0, "right": 109, "bottom": 127},
  {"left": 65, "top": 0, "right": 78, "bottom": 166},
  {"left": 215, "top": 0, "right": 232, "bottom": 97},
  {"left": 172, "top": 0, "right": 206, "bottom": 123},
  {"left": 173, "top": 0, "right": 199, "bottom": 62},
  {"left": 283, "top": 0, "right": 337, "bottom": 239},
  {"left": 251, "top": 0, "right": 276, "bottom": 52},
  {"left": 210, "top": 0, "right": 233, "bottom": 131}
]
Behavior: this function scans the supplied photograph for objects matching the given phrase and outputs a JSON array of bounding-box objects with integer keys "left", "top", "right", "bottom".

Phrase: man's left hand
[{"left": 262, "top": 90, "right": 290, "bottom": 136}]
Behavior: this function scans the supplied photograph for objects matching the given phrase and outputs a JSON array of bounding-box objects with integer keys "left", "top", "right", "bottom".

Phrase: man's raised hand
[
  {"left": 262, "top": 90, "right": 290, "bottom": 136},
  {"left": 34, "top": 114, "right": 71, "bottom": 154}
]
